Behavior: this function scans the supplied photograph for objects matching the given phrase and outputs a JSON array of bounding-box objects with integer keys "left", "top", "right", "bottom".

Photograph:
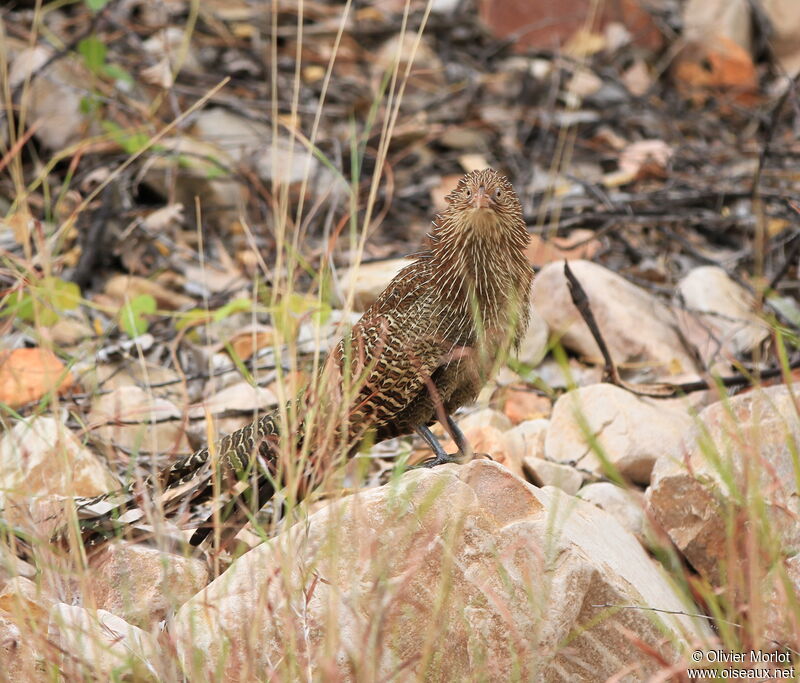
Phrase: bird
[{"left": 62, "top": 168, "right": 533, "bottom": 551}]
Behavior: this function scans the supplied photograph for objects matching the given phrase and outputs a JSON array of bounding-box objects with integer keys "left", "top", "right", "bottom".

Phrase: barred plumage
[{"left": 66, "top": 168, "right": 533, "bottom": 549}]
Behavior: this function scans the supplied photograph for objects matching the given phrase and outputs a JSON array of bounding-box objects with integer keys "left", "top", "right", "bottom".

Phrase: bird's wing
[{"left": 328, "top": 264, "right": 452, "bottom": 434}]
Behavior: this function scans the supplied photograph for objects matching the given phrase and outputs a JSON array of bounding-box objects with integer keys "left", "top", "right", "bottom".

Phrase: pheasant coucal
[{"left": 68, "top": 168, "right": 533, "bottom": 549}]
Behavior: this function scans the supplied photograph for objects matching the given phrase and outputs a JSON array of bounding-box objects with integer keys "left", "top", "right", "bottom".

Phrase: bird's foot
[
  {"left": 411, "top": 451, "right": 494, "bottom": 469},
  {"left": 411, "top": 451, "right": 467, "bottom": 469}
]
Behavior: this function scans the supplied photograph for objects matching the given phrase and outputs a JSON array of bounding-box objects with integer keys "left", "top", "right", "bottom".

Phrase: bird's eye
[
  {"left": 494, "top": 188, "right": 502, "bottom": 199},
  {"left": 465, "top": 188, "right": 472, "bottom": 199}
]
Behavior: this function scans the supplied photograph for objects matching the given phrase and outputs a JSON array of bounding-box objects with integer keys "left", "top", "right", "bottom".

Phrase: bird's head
[{"left": 444, "top": 168, "right": 524, "bottom": 235}]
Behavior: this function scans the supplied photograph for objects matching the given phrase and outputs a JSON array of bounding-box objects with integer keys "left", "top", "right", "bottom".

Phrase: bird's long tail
[{"left": 58, "top": 408, "right": 290, "bottom": 550}]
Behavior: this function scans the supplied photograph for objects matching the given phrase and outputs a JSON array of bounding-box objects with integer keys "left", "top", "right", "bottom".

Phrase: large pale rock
[
  {"left": 47, "top": 604, "right": 162, "bottom": 680},
  {"left": 677, "top": 266, "right": 768, "bottom": 362},
  {"left": 532, "top": 260, "right": 699, "bottom": 380},
  {"left": 648, "top": 383, "right": 800, "bottom": 580},
  {"left": 0, "top": 417, "right": 116, "bottom": 507},
  {"left": 87, "top": 542, "right": 209, "bottom": 629},
  {"left": 174, "top": 460, "right": 707, "bottom": 680},
  {"left": 545, "top": 383, "right": 694, "bottom": 484}
]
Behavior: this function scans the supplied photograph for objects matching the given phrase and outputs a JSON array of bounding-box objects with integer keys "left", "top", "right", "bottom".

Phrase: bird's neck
[{"left": 428, "top": 212, "right": 530, "bottom": 328}]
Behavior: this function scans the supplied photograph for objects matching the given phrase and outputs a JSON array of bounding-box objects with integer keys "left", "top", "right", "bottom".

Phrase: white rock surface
[
  {"left": 532, "top": 260, "right": 699, "bottom": 380},
  {"left": 545, "top": 383, "right": 694, "bottom": 484},
  {"left": 517, "top": 303, "right": 549, "bottom": 368},
  {"left": 188, "top": 381, "right": 278, "bottom": 419},
  {"left": 174, "top": 460, "right": 708, "bottom": 680},
  {"left": 577, "top": 482, "right": 644, "bottom": 541},
  {"left": 457, "top": 407, "right": 512, "bottom": 433}
]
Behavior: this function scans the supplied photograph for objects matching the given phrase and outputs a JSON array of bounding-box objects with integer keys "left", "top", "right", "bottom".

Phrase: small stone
[
  {"left": 502, "top": 388, "right": 551, "bottom": 424},
  {"left": 458, "top": 407, "right": 512, "bottom": 433},
  {"left": 89, "top": 385, "right": 190, "bottom": 456},
  {"left": 0, "top": 577, "right": 55, "bottom": 621},
  {"left": 337, "top": 258, "right": 409, "bottom": 311},
  {"left": 676, "top": 266, "right": 768, "bottom": 362}
]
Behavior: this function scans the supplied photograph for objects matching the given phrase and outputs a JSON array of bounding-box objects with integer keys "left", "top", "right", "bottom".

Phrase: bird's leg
[
  {"left": 444, "top": 415, "right": 472, "bottom": 459},
  {"left": 412, "top": 419, "right": 472, "bottom": 469}
]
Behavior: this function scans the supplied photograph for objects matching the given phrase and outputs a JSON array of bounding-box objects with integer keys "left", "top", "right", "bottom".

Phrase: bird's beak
[{"left": 471, "top": 186, "right": 491, "bottom": 209}]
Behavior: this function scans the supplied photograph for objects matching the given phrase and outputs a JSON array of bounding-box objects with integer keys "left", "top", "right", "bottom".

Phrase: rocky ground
[{"left": 2, "top": 0, "right": 800, "bottom": 680}]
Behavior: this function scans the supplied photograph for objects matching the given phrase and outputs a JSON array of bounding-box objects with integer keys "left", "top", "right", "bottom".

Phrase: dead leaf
[
  {"left": 227, "top": 325, "right": 275, "bottom": 360},
  {"left": 618, "top": 139, "right": 673, "bottom": 180},
  {"left": 0, "top": 348, "right": 75, "bottom": 408},
  {"left": 674, "top": 37, "right": 759, "bottom": 106}
]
